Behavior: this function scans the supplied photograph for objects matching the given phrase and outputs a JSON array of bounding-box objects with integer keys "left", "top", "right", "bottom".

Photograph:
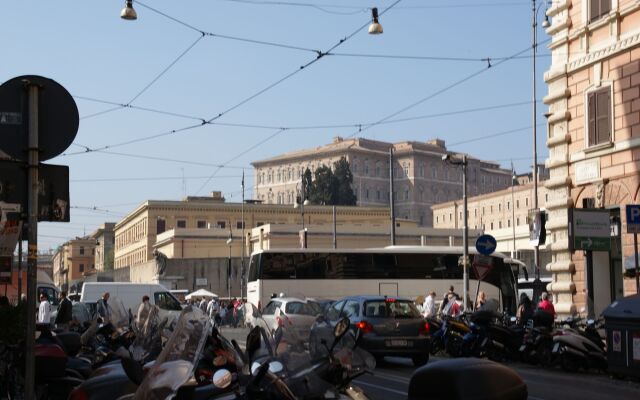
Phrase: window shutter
[
  {"left": 588, "top": 92, "right": 596, "bottom": 146},
  {"left": 601, "top": 0, "right": 610, "bottom": 16},
  {"left": 590, "top": 0, "right": 600, "bottom": 21},
  {"left": 596, "top": 89, "right": 611, "bottom": 145}
]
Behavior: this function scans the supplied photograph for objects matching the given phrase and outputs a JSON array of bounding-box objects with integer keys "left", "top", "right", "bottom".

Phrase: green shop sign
[{"left": 569, "top": 208, "right": 611, "bottom": 251}]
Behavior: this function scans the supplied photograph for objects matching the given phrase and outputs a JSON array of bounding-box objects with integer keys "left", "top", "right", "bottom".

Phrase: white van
[{"left": 80, "top": 282, "right": 183, "bottom": 321}]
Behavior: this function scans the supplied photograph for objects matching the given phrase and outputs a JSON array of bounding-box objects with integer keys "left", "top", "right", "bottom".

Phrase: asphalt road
[{"left": 219, "top": 327, "right": 640, "bottom": 400}]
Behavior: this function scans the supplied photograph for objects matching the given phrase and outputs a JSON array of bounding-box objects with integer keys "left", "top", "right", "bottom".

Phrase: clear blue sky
[{"left": 1, "top": 0, "right": 551, "bottom": 250}]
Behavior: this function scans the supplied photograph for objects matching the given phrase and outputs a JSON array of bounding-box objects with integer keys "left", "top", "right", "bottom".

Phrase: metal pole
[
  {"left": 332, "top": 205, "right": 337, "bottom": 249},
  {"left": 18, "top": 239, "right": 22, "bottom": 301},
  {"left": 511, "top": 168, "right": 517, "bottom": 258},
  {"left": 389, "top": 148, "right": 396, "bottom": 245},
  {"left": 634, "top": 233, "right": 639, "bottom": 293},
  {"left": 241, "top": 171, "right": 245, "bottom": 299},
  {"left": 532, "top": 0, "right": 541, "bottom": 282},
  {"left": 25, "top": 82, "right": 39, "bottom": 400},
  {"left": 462, "top": 155, "right": 469, "bottom": 312}
]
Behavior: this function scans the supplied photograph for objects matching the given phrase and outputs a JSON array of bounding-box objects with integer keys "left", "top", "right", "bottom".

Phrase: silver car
[{"left": 261, "top": 297, "right": 323, "bottom": 340}]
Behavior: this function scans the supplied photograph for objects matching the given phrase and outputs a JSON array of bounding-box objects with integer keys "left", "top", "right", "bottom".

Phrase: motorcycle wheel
[
  {"left": 430, "top": 338, "right": 443, "bottom": 356},
  {"left": 447, "top": 336, "right": 464, "bottom": 358},
  {"left": 536, "top": 341, "right": 553, "bottom": 367},
  {"left": 560, "top": 353, "right": 580, "bottom": 373},
  {"left": 412, "top": 354, "right": 429, "bottom": 367}
]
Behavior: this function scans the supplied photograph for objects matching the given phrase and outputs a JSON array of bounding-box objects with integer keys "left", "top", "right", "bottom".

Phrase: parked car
[
  {"left": 260, "top": 297, "right": 323, "bottom": 339},
  {"left": 310, "top": 298, "right": 335, "bottom": 314},
  {"left": 310, "top": 295, "right": 431, "bottom": 366}
]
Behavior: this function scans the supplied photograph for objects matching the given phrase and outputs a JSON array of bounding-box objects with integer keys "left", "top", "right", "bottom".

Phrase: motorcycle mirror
[
  {"left": 246, "top": 326, "right": 262, "bottom": 364},
  {"left": 334, "top": 317, "right": 350, "bottom": 339},
  {"left": 212, "top": 369, "right": 232, "bottom": 389},
  {"left": 121, "top": 357, "right": 145, "bottom": 386}
]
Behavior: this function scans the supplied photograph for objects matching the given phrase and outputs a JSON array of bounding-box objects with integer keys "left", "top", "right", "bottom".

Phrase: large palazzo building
[
  {"left": 252, "top": 137, "right": 513, "bottom": 227},
  {"left": 543, "top": 0, "right": 640, "bottom": 316}
]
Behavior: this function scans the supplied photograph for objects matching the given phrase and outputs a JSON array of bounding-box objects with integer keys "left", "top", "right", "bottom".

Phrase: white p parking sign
[{"left": 626, "top": 205, "right": 640, "bottom": 233}]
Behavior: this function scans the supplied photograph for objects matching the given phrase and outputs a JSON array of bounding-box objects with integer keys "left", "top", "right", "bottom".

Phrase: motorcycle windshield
[
  {"left": 131, "top": 306, "right": 165, "bottom": 362},
  {"left": 133, "top": 306, "right": 211, "bottom": 400},
  {"left": 109, "top": 297, "right": 130, "bottom": 332}
]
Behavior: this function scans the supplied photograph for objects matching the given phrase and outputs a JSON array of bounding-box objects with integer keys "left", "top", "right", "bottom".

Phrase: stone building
[
  {"left": 52, "top": 237, "right": 96, "bottom": 293},
  {"left": 543, "top": 0, "right": 640, "bottom": 316},
  {"left": 432, "top": 180, "right": 552, "bottom": 277},
  {"left": 90, "top": 223, "right": 115, "bottom": 273},
  {"left": 252, "top": 137, "right": 513, "bottom": 226}
]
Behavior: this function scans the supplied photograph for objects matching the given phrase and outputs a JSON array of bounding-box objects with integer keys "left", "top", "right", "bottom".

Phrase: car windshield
[
  {"left": 285, "top": 301, "right": 322, "bottom": 316},
  {"left": 364, "top": 299, "right": 421, "bottom": 318}
]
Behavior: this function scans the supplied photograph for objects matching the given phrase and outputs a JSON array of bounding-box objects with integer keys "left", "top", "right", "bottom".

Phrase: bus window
[
  {"left": 248, "top": 255, "right": 260, "bottom": 282},
  {"left": 261, "top": 254, "right": 296, "bottom": 279}
]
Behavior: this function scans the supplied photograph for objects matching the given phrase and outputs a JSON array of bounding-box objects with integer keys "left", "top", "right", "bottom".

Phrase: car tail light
[
  {"left": 68, "top": 388, "right": 89, "bottom": 400},
  {"left": 420, "top": 322, "right": 430, "bottom": 336},
  {"left": 385, "top": 297, "right": 396, "bottom": 303},
  {"left": 356, "top": 321, "right": 373, "bottom": 334}
]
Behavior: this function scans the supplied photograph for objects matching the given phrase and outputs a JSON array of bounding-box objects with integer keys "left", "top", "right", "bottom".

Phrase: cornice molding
[
  {"left": 566, "top": 32, "right": 640, "bottom": 73},
  {"left": 544, "top": 176, "right": 572, "bottom": 190},
  {"left": 543, "top": 88, "right": 571, "bottom": 104},
  {"left": 547, "top": 132, "right": 571, "bottom": 147}
]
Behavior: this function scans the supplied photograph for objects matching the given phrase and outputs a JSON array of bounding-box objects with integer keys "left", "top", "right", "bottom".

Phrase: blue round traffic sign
[{"left": 476, "top": 234, "right": 497, "bottom": 255}]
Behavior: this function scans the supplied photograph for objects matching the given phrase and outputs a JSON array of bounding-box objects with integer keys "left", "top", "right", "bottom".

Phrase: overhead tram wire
[
  {"left": 218, "top": 0, "right": 530, "bottom": 12},
  {"left": 349, "top": 38, "right": 552, "bottom": 139},
  {"left": 66, "top": 1, "right": 403, "bottom": 162},
  {"left": 195, "top": 128, "right": 287, "bottom": 194}
]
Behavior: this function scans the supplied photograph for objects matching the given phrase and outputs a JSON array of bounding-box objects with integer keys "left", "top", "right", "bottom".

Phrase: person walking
[
  {"left": 516, "top": 293, "right": 533, "bottom": 325},
  {"left": 38, "top": 293, "right": 51, "bottom": 324},
  {"left": 136, "top": 295, "right": 152, "bottom": 329},
  {"left": 443, "top": 294, "right": 461, "bottom": 317},
  {"left": 55, "top": 291, "right": 73, "bottom": 331},
  {"left": 475, "top": 291, "right": 486, "bottom": 310},
  {"left": 537, "top": 292, "right": 556, "bottom": 317},
  {"left": 422, "top": 291, "right": 436, "bottom": 318},
  {"left": 96, "top": 292, "right": 112, "bottom": 323}
]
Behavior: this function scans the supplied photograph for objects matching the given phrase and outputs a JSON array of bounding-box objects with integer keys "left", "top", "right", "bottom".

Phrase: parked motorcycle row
[{"left": 427, "top": 307, "right": 607, "bottom": 374}]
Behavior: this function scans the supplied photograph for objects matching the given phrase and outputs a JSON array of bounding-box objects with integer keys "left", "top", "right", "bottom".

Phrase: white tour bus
[{"left": 247, "top": 246, "right": 524, "bottom": 314}]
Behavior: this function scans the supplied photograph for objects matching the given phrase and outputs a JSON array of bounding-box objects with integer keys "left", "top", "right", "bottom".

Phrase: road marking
[{"left": 354, "top": 380, "right": 407, "bottom": 396}]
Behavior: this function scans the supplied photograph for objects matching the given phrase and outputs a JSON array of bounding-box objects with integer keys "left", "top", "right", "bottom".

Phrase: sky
[{"left": 1, "top": 0, "right": 552, "bottom": 251}]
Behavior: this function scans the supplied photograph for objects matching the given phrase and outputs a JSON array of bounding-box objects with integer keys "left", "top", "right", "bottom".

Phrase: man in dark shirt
[{"left": 55, "top": 291, "right": 73, "bottom": 331}]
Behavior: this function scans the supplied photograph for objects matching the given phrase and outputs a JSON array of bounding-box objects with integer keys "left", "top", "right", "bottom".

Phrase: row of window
[
  {"left": 78, "top": 263, "right": 94, "bottom": 273},
  {"left": 114, "top": 247, "right": 147, "bottom": 269},
  {"left": 115, "top": 218, "right": 147, "bottom": 251}
]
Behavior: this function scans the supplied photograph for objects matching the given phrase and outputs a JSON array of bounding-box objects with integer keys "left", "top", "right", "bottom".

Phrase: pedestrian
[
  {"left": 475, "top": 291, "right": 486, "bottom": 310},
  {"left": 96, "top": 292, "right": 112, "bottom": 323},
  {"left": 219, "top": 302, "right": 228, "bottom": 326},
  {"left": 442, "top": 293, "right": 461, "bottom": 317},
  {"left": 422, "top": 291, "right": 436, "bottom": 318},
  {"left": 537, "top": 292, "right": 556, "bottom": 317},
  {"left": 199, "top": 297, "right": 208, "bottom": 312},
  {"left": 437, "top": 286, "right": 457, "bottom": 316},
  {"left": 38, "top": 293, "right": 51, "bottom": 324},
  {"left": 55, "top": 291, "right": 73, "bottom": 331},
  {"left": 136, "top": 295, "right": 152, "bottom": 329},
  {"left": 232, "top": 298, "right": 241, "bottom": 328},
  {"left": 516, "top": 293, "right": 533, "bottom": 325},
  {"left": 206, "top": 297, "right": 218, "bottom": 319}
]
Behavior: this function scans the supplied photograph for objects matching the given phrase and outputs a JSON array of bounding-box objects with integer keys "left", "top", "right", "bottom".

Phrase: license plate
[
  {"left": 552, "top": 342, "right": 560, "bottom": 353},
  {"left": 386, "top": 339, "right": 409, "bottom": 347}
]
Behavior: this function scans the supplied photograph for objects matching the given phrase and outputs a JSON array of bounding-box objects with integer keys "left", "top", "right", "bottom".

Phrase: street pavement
[{"left": 219, "top": 327, "right": 640, "bottom": 400}]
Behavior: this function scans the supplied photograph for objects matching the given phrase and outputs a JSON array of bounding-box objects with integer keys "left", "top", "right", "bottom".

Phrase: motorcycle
[
  {"left": 430, "top": 314, "right": 470, "bottom": 358},
  {"left": 518, "top": 309, "right": 555, "bottom": 366},
  {"left": 551, "top": 318, "right": 607, "bottom": 373}
]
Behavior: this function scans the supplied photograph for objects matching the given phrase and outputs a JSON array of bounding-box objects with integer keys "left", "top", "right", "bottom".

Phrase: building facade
[
  {"left": 90, "top": 223, "right": 115, "bottom": 273},
  {"left": 52, "top": 238, "right": 96, "bottom": 293},
  {"left": 544, "top": 0, "right": 640, "bottom": 316},
  {"left": 114, "top": 193, "right": 398, "bottom": 271},
  {"left": 432, "top": 181, "right": 552, "bottom": 277},
  {"left": 252, "top": 137, "right": 513, "bottom": 227}
]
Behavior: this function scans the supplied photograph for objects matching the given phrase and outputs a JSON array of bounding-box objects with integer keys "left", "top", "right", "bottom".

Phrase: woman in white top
[{"left": 38, "top": 294, "right": 51, "bottom": 324}]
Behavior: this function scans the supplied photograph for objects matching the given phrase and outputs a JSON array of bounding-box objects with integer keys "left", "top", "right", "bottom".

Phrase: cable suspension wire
[
  {"left": 328, "top": 52, "right": 550, "bottom": 62},
  {"left": 350, "top": 38, "right": 551, "bottom": 138},
  {"left": 218, "top": 0, "right": 531, "bottom": 12},
  {"left": 71, "top": 175, "right": 243, "bottom": 182},
  {"left": 84, "top": 150, "right": 250, "bottom": 169}
]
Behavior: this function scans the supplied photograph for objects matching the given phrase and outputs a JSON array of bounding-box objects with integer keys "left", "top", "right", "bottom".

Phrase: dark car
[{"left": 310, "top": 295, "right": 431, "bottom": 366}]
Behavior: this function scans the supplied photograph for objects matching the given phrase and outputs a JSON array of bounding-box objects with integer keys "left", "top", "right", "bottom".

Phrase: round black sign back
[{"left": 0, "top": 75, "right": 79, "bottom": 162}]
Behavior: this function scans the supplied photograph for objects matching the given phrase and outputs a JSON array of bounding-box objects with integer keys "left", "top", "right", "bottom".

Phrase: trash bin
[{"left": 602, "top": 294, "right": 640, "bottom": 378}]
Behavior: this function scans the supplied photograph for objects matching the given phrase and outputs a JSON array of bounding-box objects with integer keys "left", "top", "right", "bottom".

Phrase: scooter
[{"left": 551, "top": 318, "right": 607, "bottom": 373}]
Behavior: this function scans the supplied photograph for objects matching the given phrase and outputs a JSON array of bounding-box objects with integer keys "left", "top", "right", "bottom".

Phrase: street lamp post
[
  {"left": 226, "top": 229, "right": 232, "bottom": 301},
  {"left": 532, "top": 0, "right": 550, "bottom": 302},
  {"left": 442, "top": 153, "right": 469, "bottom": 312},
  {"left": 294, "top": 176, "right": 310, "bottom": 248}
]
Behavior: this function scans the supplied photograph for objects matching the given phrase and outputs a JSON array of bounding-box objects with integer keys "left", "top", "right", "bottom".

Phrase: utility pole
[{"left": 389, "top": 148, "right": 396, "bottom": 246}]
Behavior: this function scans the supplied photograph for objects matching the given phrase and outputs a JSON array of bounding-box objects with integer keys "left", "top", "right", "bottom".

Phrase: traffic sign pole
[
  {"left": 24, "top": 81, "right": 39, "bottom": 400},
  {"left": 635, "top": 233, "right": 639, "bottom": 294}
]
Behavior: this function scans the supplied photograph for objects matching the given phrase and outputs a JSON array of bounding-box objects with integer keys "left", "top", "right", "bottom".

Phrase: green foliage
[
  {"left": 0, "top": 302, "right": 27, "bottom": 345},
  {"left": 304, "top": 157, "right": 357, "bottom": 206}
]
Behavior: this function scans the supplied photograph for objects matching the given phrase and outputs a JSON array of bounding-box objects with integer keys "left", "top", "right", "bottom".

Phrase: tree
[
  {"left": 304, "top": 157, "right": 357, "bottom": 206},
  {"left": 333, "top": 157, "right": 357, "bottom": 205},
  {"left": 302, "top": 168, "right": 313, "bottom": 203},
  {"left": 309, "top": 165, "right": 336, "bottom": 205}
]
